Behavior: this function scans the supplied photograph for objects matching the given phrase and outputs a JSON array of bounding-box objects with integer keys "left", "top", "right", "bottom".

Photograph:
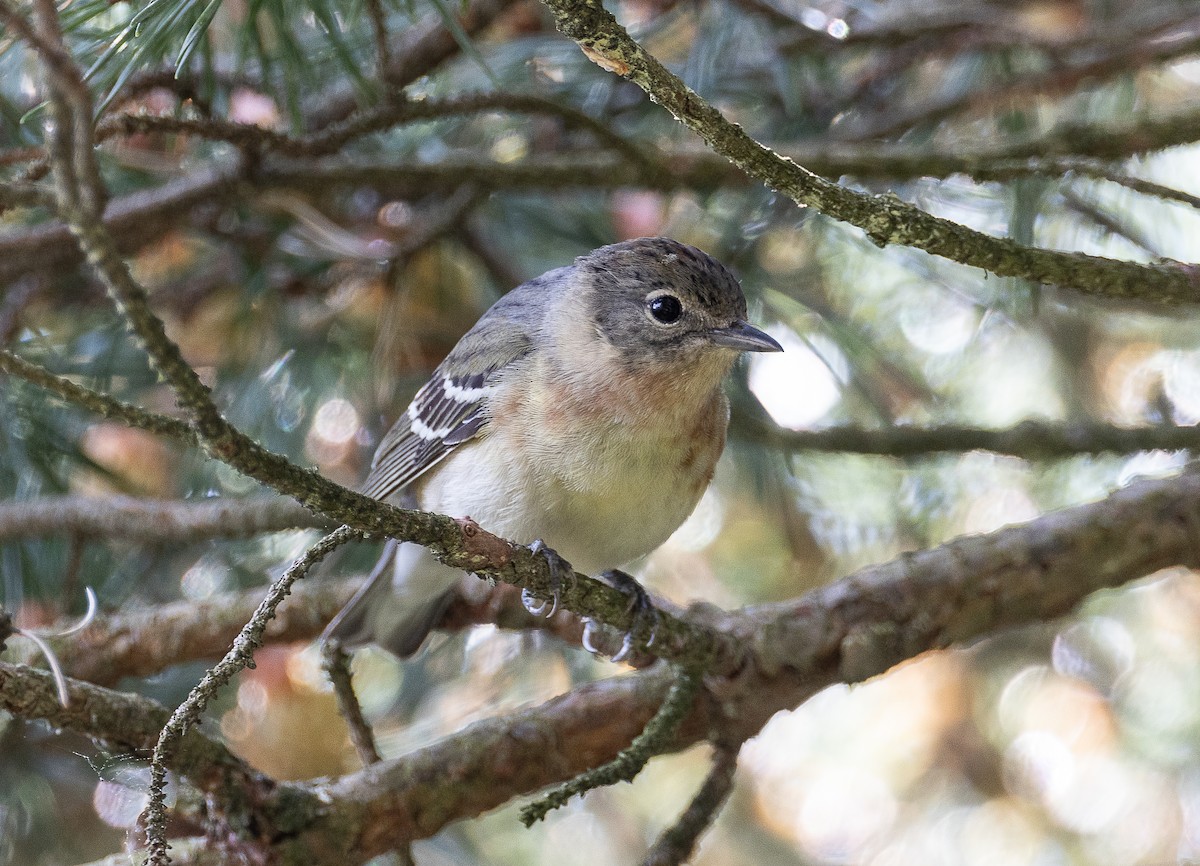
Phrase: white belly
[{"left": 415, "top": 423, "right": 708, "bottom": 575}]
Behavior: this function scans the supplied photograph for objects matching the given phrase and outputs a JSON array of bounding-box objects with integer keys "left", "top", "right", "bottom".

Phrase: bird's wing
[{"left": 360, "top": 295, "right": 539, "bottom": 503}]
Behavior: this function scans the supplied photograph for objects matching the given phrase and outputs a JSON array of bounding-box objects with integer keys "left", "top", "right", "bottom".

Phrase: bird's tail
[{"left": 322, "top": 539, "right": 459, "bottom": 658}]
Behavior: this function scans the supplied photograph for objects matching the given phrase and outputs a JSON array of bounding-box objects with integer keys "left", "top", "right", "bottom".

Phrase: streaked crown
[{"left": 577, "top": 237, "right": 779, "bottom": 365}]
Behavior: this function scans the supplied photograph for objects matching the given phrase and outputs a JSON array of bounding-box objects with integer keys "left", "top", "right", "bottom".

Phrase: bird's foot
[
  {"left": 597, "top": 569, "right": 659, "bottom": 663},
  {"left": 520, "top": 539, "right": 575, "bottom": 618}
]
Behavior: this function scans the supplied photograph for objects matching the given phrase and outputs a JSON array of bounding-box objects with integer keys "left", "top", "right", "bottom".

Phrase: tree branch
[
  {"left": 322, "top": 638, "right": 383, "bottom": 767},
  {"left": 143, "top": 526, "right": 362, "bottom": 865},
  {"left": 746, "top": 468, "right": 1200, "bottom": 684},
  {"left": 9, "top": 131, "right": 1200, "bottom": 295},
  {"left": 733, "top": 417, "right": 1200, "bottom": 458},
  {"left": 7, "top": 467, "right": 1200, "bottom": 863},
  {"left": 8, "top": 577, "right": 364, "bottom": 687},
  {"left": 641, "top": 743, "right": 741, "bottom": 866},
  {"left": 834, "top": 18, "right": 1200, "bottom": 141},
  {"left": 0, "top": 494, "right": 327, "bottom": 542},
  {"left": 104, "top": 91, "right": 653, "bottom": 169},
  {"left": 540, "top": 0, "right": 1200, "bottom": 304},
  {"left": 0, "top": 661, "right": 271, "bottom": 803},
  {"left": 304, "top": 0, "right": 530, "bottom": 128}
]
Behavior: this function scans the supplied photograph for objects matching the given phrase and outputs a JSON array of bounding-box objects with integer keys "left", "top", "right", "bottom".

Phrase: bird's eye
[{"left": 648, "top": 294, "right": 683, "bottom": 324}]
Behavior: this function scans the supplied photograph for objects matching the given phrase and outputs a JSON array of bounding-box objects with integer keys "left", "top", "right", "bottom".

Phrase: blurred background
[{"left": 3, "top": 0, "right": 1200, "bottom": 863}]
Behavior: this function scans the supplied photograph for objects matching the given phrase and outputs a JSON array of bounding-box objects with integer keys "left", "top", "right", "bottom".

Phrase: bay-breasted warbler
[{"left": 325, "top": 236, "right": 782, "bottom": 657}]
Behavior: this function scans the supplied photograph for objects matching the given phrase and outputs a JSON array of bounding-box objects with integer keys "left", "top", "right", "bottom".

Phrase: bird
[{"left": 323, "top": 236, "right": 782, "bottom": 658}]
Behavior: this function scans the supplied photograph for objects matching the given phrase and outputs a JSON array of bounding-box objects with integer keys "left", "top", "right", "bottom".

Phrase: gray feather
[
  {"left": 358, "top": 273, "right": 560, "bottom": 502},
  {"left": 323, "top": 539, "right": 462, "bottom": 657}
]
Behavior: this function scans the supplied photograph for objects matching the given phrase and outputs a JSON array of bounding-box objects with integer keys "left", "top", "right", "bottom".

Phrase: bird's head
[{"left": 578, "top": 237, "right": 782, "bottom": 371}]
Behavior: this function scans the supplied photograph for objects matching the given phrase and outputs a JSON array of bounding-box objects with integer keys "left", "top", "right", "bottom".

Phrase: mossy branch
[
  {"left": 521, "top": 666, "right": 702, "bottom": 825},
  {"left": 539, "top": 0, "right": 1200, "bottom": 304}
]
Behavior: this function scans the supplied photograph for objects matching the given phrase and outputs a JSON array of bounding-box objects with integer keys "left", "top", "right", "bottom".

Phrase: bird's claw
[
  {"left": 522, "top": 539, "right": 575, "bottom": 618},
  {"left": 598, "top": 569, "right": 659, "bottom": 662}
]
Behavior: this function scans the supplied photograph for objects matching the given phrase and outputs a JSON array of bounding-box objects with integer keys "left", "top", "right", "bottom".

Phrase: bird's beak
[{"left": 707, "top": 320, "right": 783, "bottom": 353}]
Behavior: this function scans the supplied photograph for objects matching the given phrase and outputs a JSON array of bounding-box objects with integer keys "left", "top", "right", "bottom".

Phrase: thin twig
[
  {"left": 732, "top": 417, "right": 1200, "bottom": 458},
  {"left": 0, "top": 494, "right": 327, "bottom": 543},
  {"left": 142, "top": 526, "right": 363, "bottom": 866},
  {"left": 641, "top": 743, "right": 741, "bottom": 866},
  {"left": 834, "top": 15, "right": 1200, "bottom": 141},
  {"left": 996, "top": 157, "right": 1200, "bottom": 212},
  {"left": 520, "top": 666, "right": 702, "bottom": 825},
  {"left": 365, "top": 0, "right": 393, "bottom": 75},
  {"left": 104, "top": 91, "right": 657, "bottom": 172},
  {"left": 1061, "top": 186, "right": 1163, "bottom": 258},
  {"left": 0, "top": 349, "right": 198, "bottom": 444},
  {"left": 322, "top": 638, "right": 383, "bottom": 766}
]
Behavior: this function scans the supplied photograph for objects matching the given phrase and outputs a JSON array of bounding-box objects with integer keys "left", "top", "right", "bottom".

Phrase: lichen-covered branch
[
  {"left": 0, "top": 661, "right": 271, "bottom": 802},
  {"left": 106, "top": 91, "right": 654, "bottom": 171},
  {"left": 539, "top": 0, "right": 1200, "bottom": 303},
  {"left": 142, "top": 526, "right": 362, "bottom": 865},
  {"left": 0, "top": 349, "right": 200, "bottom": 441},
  {"left": 520, "top": 666, "right": 702, "bottom": 825},
  {"left": 7, "top": 466, "right": 1200, "bottom": 864}
]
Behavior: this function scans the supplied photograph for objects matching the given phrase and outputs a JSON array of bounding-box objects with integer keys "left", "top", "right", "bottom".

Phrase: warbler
[{"left": 324, "top": 236, "right": 782, "bottom": 657}]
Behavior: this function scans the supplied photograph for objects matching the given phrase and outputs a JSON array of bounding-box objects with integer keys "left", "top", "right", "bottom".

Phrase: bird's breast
[{"left": 416, "top": 375, "right": 728, "bottom": 574}]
